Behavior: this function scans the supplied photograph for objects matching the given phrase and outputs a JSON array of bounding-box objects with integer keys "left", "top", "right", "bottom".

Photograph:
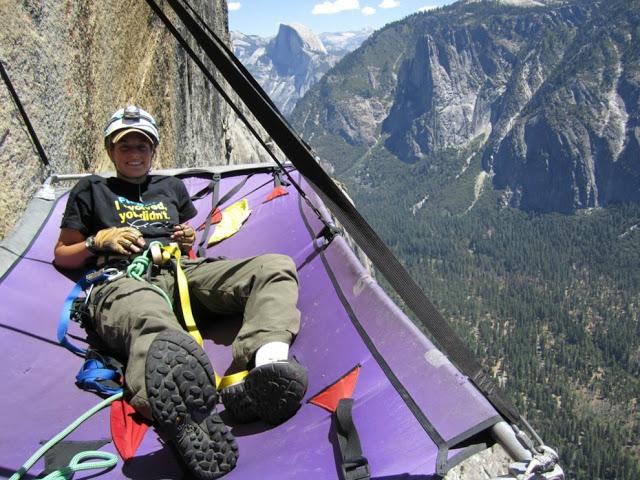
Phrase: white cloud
[
  {"left": 379, "top": 0, "right": 400, "bottom": 8},
  {"left": 417, "top": 5, "right": 438, "bottom": 12},
  {"left": 228, "top": 2, "right": 241, "bottom": 11},
  {"left": 362, "top": 6, "right": 376, "bottom": 15},
  {"left": 312, "top": 0, "right": 360, "bottom": 15}
]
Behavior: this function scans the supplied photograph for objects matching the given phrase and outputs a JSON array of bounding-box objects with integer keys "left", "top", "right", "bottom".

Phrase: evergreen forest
[{"left": 316, "top": 139, "right": 640, "bottom": 479}]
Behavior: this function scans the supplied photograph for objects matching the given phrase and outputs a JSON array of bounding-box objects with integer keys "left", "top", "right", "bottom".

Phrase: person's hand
[
  {"left": 171, "top": 223, "right": 196, "bottom": 253},
  {"left": 94, "top": 227, "right": 145, "bottom": 255}
]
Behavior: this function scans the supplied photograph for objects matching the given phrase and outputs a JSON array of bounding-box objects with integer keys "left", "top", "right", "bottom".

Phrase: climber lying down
[{"left": 53, "top": 105, "right": 308, "bottom": 479}]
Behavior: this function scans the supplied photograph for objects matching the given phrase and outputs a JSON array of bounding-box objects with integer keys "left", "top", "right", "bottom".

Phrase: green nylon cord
[
  {"left": 12, "top": 243, "right": 177, "bottom": 479},
  {"left": 126, "top": 241, "right": 173, "bottom": 307},
  {"left": 38, "top": 451, "right": 118, "bottom": 480},
  {"left": 10, "top": 391, "right": 123, "bottom": 480}
]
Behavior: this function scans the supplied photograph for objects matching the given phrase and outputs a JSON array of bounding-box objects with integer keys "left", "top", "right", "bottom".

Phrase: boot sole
[
  {"left": 220, "top": 380, "right": 259, "bottom": 424},
  {"left": 146, "top": 330, "right": 238, "bottom": 479},
  {"left": 244, "top": 361, "right": 308, "bottom": 425}
]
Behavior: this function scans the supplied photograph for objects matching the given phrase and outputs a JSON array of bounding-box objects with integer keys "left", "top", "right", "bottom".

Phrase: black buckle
[
  {"left": 318, "top": 223, "right": 342, "bottom": 242},
  {"left": 341, "top": 457, "right": 370, "bottom": 480},
  {"left": 70, "top": 298, "right": 91, "bottom": 327}
]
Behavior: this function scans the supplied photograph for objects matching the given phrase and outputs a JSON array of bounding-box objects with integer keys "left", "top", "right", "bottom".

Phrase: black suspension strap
[
  {"left": 149, "top": 0, "right": 523, "bottom": 429},
  {"left": 196, "top": 174, "right": 220, "bottom": 257},
  {"left": 195, "top": 173, "right": 255, "bottom": 257},
  {"left": 182, "top": 0, "right": 281, "bottom": 114},
  {"left": 335, "top": 399, "right": 370, "bottom": 480},
  {"left": 0, "top": 60, "right": 50, "bottom": 168},
  {"left": 144, "top": 0, "right": 333, "bottom": 234}
]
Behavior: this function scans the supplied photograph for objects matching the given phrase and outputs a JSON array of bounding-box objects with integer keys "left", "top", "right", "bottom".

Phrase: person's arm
[
  {"left": 54, "top": 227, "right": 146, "bottom": 269},
  {"left": 54, "top": 228, "right": 94, "bottom": 269}
]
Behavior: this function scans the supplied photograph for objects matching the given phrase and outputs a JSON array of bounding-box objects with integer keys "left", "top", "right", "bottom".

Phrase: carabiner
[{"left": 103, "top": 268, "right": 126, "bottom": 282}]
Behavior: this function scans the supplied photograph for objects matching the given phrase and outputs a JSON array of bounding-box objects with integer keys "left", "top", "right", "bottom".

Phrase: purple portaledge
[{"left": 0, "top": 166, "right": 502, "bottom": 479}]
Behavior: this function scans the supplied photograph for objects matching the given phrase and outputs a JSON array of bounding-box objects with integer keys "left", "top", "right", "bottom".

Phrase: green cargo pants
[{"left": 87, "top": 253, "right": 300, "bottom": 419}]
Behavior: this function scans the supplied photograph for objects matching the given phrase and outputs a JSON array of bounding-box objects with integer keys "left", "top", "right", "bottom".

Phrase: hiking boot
[
  {"left": 220, "top": 379, "right": 259, "bottom": 424},
  {"left": 243, "top": 359, "right": 308, "bottom": 425},
  {"left": 146, "top": 330, "right": 238, "bottom": 479}
]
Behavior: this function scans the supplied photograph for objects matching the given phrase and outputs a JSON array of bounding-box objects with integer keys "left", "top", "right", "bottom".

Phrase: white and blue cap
[{"left": 103, "top": 105, "right": 160, "bottom": 148}]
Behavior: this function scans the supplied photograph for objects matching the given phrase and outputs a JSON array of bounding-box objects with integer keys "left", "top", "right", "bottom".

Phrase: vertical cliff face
[
  {"left": 488, "top": 1, "right": 640, "bottom": 212},
  {"left": 382, "top": 24, "right": 505, "bottom": 162},
  {"left": 0, "top": 0, "right": 267, "bottom": 238},
  {"left": 293, "top": 0, "right": 640, "bottom": 213}
]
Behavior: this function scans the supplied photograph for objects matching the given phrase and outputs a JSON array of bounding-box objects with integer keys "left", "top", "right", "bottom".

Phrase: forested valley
[{"left": 331, "top": 146, "right": 640, "bottom": 479}]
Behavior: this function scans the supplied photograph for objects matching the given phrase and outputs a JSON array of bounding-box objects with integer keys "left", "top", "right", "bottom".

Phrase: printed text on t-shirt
[{"left": 115, "top": 196, "right": 170, "bottom": 224}]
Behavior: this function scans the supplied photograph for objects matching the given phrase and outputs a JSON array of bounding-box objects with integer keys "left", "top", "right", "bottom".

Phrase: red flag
[
  {"left": 264, "top": 186, "right": 289, "bottom": 203},
  {"left": 309, "top": 365, "right": 360, "bottom": 413},
  {"left": 196, "top": 208, "right": 222, "bottom": 231},
  {"left": 110, "top": 398, "right": 150, "bottom": 461}
]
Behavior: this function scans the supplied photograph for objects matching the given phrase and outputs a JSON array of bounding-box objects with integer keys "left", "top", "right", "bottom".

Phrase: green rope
[
  {"left": 13, "top": 243, "right": 183, "bottom": 479},
  {"left": 10, "top": 391, "right": 123, "bottom": 480},
  {"left": 126, "top": 241, "right": 173, "bottom": 308},
  {"left": 39, "top": 451, "right": 118, "bottom": 480},
  {"left": 12, "top": 244, "right": 181, "bottom": 479}
]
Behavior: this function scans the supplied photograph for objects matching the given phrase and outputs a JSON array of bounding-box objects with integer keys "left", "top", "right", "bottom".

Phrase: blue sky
[{"left": 227, "top": 0, "right": 456, "bottom": 37}]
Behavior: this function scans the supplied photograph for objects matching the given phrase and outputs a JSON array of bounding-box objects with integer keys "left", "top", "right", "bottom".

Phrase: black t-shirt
[{"left": 61, "top": 175, "right": 198, "bottom": 245}]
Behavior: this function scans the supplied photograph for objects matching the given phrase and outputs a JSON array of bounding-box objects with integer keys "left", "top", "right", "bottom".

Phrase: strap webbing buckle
[
  {"left": 335, "top": 398, "right": 370, "bottom": 480},
  {"left": 341, "top": 458, "right": 370, "bottom": 480}
]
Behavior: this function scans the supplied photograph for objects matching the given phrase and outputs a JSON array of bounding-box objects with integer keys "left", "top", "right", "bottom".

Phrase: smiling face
[{"left": 107, "top": 131, "right": 155, "bottom": 183}]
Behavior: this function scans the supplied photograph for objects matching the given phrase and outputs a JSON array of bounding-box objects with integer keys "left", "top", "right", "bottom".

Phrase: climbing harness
[
  {"left": 141, "top": 242, "right": 204, "bottom": 346},
  {"left": 58, "top": 268, "right": 127, "bottom": 356},
  {"left": 9, "top": 392, "right": 123, "bottom": 480},
  {"left": 57, "top": 270, "right": 126, "bottom": 396},
  {"left": 59, "top": 241, "right": 253, "bottom": 395}
]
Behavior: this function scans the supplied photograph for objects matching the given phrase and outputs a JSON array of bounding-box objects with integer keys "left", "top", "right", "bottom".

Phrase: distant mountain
[
  {"left": 292, "top": 0, "right": 640, "bottom": 214},
  {"left": 232, "top": 25, "right": 371, "bottom": 116},
  {"left": 319, "top": 29, "right": 374, "bottom": 55},
  {"left": 288, "top": 1, "right": 640, "bottom": 478}
]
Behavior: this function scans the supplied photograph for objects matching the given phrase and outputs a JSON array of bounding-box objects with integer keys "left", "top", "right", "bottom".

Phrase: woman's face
[{"left": 108, "top": 132, "right": 155, "bottom": 183}]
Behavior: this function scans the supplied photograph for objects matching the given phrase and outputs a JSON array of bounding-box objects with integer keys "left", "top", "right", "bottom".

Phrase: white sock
[{"left": 254, "top": 341, "right": 289, "bottom": 367}]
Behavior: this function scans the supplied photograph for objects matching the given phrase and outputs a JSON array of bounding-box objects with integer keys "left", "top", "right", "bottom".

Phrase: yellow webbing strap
[
  {"left": 218, "top": 370, "right": 249, "bottom": 391},
  {"left": 155, "top": 244, "right": 249, "bottom": 390},
  {"left": 161, "top": 244, "right": 204, "bottom": 348}
]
